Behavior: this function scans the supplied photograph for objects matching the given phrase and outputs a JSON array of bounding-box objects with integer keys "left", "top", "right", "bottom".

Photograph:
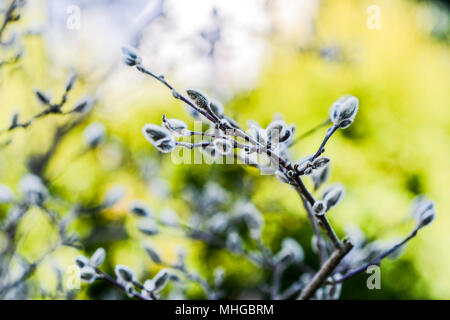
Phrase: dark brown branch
[{"left": 298, "top": 239, "right": 353, "bottom": 300}]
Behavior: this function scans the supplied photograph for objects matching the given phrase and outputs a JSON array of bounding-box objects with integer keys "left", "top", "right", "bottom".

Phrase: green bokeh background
[{"left": 0, "top": 0, "right": 449, "bottom": 299}]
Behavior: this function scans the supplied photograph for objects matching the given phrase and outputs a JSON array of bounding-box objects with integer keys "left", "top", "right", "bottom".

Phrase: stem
[
  {"left": 95, "top": 268, "right": 149, "bottom": 300},
  {"left": 189, "top": 131, "right": 222, "bottom": 138},
  {"left": 332, "top": 227, "right": 419, "bottom": 283},
  {"left": 0, "top": 0, "right": 18, "bottom": 42},
  {"left": 176, "top": 141, "right": 212, "bottom": 149},
  {"left": 298, "top": 239, "right": 353, "bottom": 300},
  {"left": 312, "top": 124, "right": 339, "bottom": 160},
  {"left": 291, "top": 118, "right": 331, "bottom": 146},
  {"left": 298, "top": 193, "right": 327, "bottom": 265},
  {"left": 279, "top": 282, "right": 303, "bottom": 300},
  {"left": 292, "top": 174, "right": 316, "bottom": 205},
  {"left": 270, "top": 263, "right": 285, "bottom": 299},
  {"left": 316, "top": 213, "right": 342, "bottom": 251},
  {"left": 158, "top": 261, "right": 215, "bottom": 299}
]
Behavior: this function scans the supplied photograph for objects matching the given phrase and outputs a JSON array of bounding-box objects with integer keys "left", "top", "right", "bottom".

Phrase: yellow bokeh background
[{"left": 0, "top": 0, "right": 449, "bottom": 299}]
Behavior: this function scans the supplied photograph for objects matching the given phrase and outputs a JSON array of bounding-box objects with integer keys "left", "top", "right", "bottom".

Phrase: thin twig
[
  {"left": 291, "top": 118, "right": 331, "bottom": 146},
  {"left": 316, "top": 213, "right": 342, "bottom": 251},
  {"left": 95, "top": 268, "right": 149, "bottom": 300},
  {"left": 312, "top": 124, "right": 339, "bottom": 160},
  {"left": 299, "top": 195, "right": 327, "bottom": 265},
  {"left": 332, "top": 227, "right": 419, "bottom": 283}
]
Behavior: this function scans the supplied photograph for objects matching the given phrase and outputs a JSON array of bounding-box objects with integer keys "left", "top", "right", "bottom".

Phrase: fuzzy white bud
[{"left": 329, "top": 95, "right": 359, "bottom": 129}]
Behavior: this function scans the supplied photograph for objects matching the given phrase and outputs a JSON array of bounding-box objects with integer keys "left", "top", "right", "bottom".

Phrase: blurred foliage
[{"left": 0, "top": 0, "right": 449, "bottom": 299}]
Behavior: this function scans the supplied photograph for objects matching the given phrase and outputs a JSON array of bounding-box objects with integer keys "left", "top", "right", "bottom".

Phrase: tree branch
[{"left": 298, "top": 239, "right": 353, "bottom": 300}]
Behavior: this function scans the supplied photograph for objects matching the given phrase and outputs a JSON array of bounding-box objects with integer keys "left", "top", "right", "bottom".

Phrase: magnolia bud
[
  {"left": 329, "top": 95, "right": 359, "bottom": 129},
  {"left": 160, "top": 208, "right": 179, "bottom": 226},
  {"left": 312, "top": 157, "right": 330, "bottom": 169},
  {"left": 322, "top": 184, "right": 345, "bottom": 211},
  {"left": 312, "top": 201, "right": 325, "bottom": 216},
  {"left": 207, "top": 213, "right": 229, "bottom": 233},
  {"left": 226, "top": 232, "right": 243, "bottom": 252},
  {"left": 0, "top": 183, "right": 14, "bottom": 203},
  {"left": 19, "top": 174, "right": 48, "bottom": 205},
  {"left": 411, "top": 197, "right": 436, "bottom": 229},
  {"left": 311, "top": 165, "right": 330, "bottom": 191},
  {"left": 186, "top": 89, "right": 209, "bottom": 109},
  {"left": 115, "top": 265, "right": 136, "bottom": 283},
  {"left": 34, "top": 89, "right": 51, "bottom": 105},
  {"left": 75, "top": 255, "right": 89, "bottom": 268},
  {"left": 129, "top": 201, "right": 152, "bottom": 217},
  {"left": 90, "top": 248, "right": 106, "bottom": 267},
  {"left": 9, "top": 111, "right": 19, "bottom": 130},
  {"left": 162, "top": 115, "right": 189, "bottom": 136},
  {"left": 80, "top": 266, "right": 96, "bottom": 283},
  {"left": 214, "top": 267, "right": 225, "bottom": 287},
  {"left": 281, "top": 238, "right": 304, "bottom": 263},
  {"left": 144, "top": 246, "right": 162, "bottom": 264},
  {"left": 83, "top": 122, "right": 106, "bottom": 148},
  {"left": 153, "top": 269, "right": 169, "bottom": 291},
  {"left": 266, "top": 120, "right": 291, "bottom": 143},
  {"left": 102, "top": 185, "right": 125, "bottom": 208},
  {"left": 142, "top": 124, "right": 175, "bottom": 153},
  {"left": 138, "top": 219, "right": 159, "bottom": 236},
  {"left": 208, "top": 98, "right": 224, "bottom": 117},
  {"left": 121, "top": 46, "right": 142, "bottom": 66},
  {"left": 125, "top": 282, "right": 135, "bottom": 298},
  {"left": 213, "top": 138, "right": 233, "bottom": 155},
  {"left": 65, "top": 72, "right": 77, "bottom": 92},
  {"left": 275, "top": 248, "right": 293, "bottom": 265},
  {"left": 171, "top": 89, "right": 181, "bottom": 99},
  {"left": 71, "top": 96, "right": 93, "bottom": 113}
]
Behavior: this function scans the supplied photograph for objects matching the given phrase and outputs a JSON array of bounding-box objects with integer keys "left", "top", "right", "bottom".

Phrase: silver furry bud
[
  {"left": 213, "top": 138, "right": 234, "bottom": 156},
  {"left": 142, "top": 124, "right": 175, "bottom": 153},
  {"left": 71, "top": 96, "right": 93, "bottom": 113},
  {"left": 115, "top": 265, "right": 137, "bottom": 283},
  {"left": 65, "top": 72, "right": 77, "bottom": 92},
  {"left": 83, "top": 122, "right": 105, "bottom": 148},
  {"left": 102, "top": 185, "right": 125, "bottom": 208},
  {"left": 162, "top": 114, "right": 189, "bottom": 137},
  {"left": 90, "top": 248, "right": 106, "bottom": 267},
  {"left": 129, "top": 200, "right": 152, "bottom": 217},
  {"left": 34, "top": 89, "right": 51, "bottom": 106},
  {"left": 266, "top": 120, "right": 291, "bottom": 143},
  {"left": 312, "top": 157, "right": 330, "bottom": 169},
  {"left": 125, "top": 282, "right": 135, "bottom": 298},
  {"left": 138, "top": 219, "right": 159, "bottom": 236},
  {"left": 281, "top": 238, "right": 304, "bottom": 263},
  {"left": 322, "top": 184, "right": 345, "bottom": 211},
  {"left": 0, "top": 184, "right": 14, "bottom": 203},
  {"left": 208, "top": 98, "right": 224, "bottom": 117},
  {"left": 329, "top": 95, "right": 359, "bottom": 129},
  {"left": 312, "top": 201, "right": 326, "bottom": 216},
  {"left": 153, "top": 269, "right": 169, "bottom": 291},
  {"left": 311, "top": 165, "right": 330, "bottom": 190},
  {"left": 19, "top": 174, "right": 48, "bottom": 205},
  {"left": 121, "top": 46, "right": 142, "bottom": 66},
  {"left": 186, "top": 89, "right": 209, "bottom": 109},
  {"left": 411, "top": 196, "right": 436, "bottom": 229},
  {"left": 75, "top": 255, "right": 89, "bottom": 268},
  {"left": 80, "top": 266, "right": 96, "bottom": 283},
  {"left": 144, "top": 246, "right": 162, "bottom": 264}
]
